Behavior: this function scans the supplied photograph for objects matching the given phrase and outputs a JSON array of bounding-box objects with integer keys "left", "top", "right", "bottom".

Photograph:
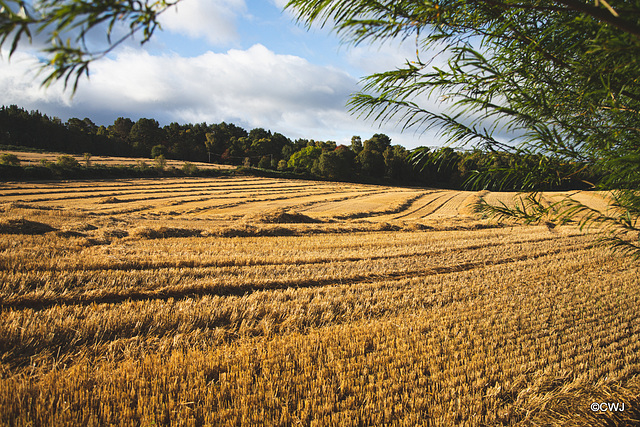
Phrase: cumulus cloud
[
  {"left": 74, "top": 44, "right": 358, "bottom": 127},
  {"left": 344, "top": 37, "right": 452, "bottom": 77},
  {"left": 1, "top": 44, "right": 381, "bottom": 140},
  {"left": 1, "top": 42, "right": 442, "bottom": 147},
  {"left": 0, "top": 1, "right": 454, "bottom": 148},
  {"left": 159, "top": 0, "right": 247, "bottom": 45},
  {"left": 0, "top": 49, "right": 70, "bottom": 107}
]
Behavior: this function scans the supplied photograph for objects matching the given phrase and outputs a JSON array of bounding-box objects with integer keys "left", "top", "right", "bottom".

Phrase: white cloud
[
  {"left": 1, "top": 45, "right": 364, "bottom": 137},
  {"left": 344, "top": 37, "right": 451, "bottom": 76},
  {"left": 0, "top": 43, "right": 440, "bottom": 148},
  {"left": 271, "top": 0, "right": 288, "bottom": 9},
  {"left": 159, "top": 0, "right": 247, "bottom": 45},
  {"left": 0, "top": 49, "right": 70, "bottom": 107},
  {"left": 79, "top": 43, "right": 357, "bottom": 128}
]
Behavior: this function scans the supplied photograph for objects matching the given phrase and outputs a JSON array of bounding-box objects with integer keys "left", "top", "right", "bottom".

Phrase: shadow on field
[
  {"left": 1, "top": 242, "right": 591, "bottom": 312},
  {"left": 0, "top": 218, "right": 56, "bottom": 234}
]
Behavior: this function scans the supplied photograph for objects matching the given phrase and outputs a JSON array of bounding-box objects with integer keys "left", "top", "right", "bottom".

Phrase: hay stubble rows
[{"left": 0, "top": 176, "right": 638, "bottom": 426}]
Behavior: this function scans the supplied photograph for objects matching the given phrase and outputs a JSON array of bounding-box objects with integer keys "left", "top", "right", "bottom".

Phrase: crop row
[{"left": 1, "top": 243, "right": 638, "bottom": 425}]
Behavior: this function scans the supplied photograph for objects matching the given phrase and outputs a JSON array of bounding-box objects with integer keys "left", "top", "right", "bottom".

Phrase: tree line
[{"left": 0, "top": 104, "right": 597, "bottom": 189}]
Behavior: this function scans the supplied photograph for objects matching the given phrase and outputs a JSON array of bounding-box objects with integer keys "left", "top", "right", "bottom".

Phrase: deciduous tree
[{"left": 287, "top": 145, "right": 321, "bottom": 171}]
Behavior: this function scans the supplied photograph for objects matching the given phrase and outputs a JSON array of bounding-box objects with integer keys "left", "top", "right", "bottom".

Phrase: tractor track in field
[
  {"left": 0, "top": 184, "right": 329, "bottom": 204},
  {"left": 1, "top": 240, "right": 592, "bottom": 311},
  {"left": 1, "top": 234, "right": 585, "bottom": 274},
  {"left": 392, "top": 191, "right": 454, "bottom": 219}
]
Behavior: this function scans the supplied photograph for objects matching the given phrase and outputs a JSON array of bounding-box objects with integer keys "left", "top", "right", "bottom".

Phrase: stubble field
[
  {"left": 0, "top": 150, "right": 231, "bottom": 170},
  {"left": 0, "top": 176, "right": 638, "bottom": 426}
]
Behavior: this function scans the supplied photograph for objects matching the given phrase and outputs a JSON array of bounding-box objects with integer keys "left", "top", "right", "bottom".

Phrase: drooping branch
[{"left": 556, "top": 0, "right": 640, "bottom": 39}]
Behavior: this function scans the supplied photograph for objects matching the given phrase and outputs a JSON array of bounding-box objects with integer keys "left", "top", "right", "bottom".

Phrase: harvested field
[{"left": 0, "top": 176, "right": 638, "bottom": 426}]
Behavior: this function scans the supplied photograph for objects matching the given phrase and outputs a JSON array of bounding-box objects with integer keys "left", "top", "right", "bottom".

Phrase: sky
[{"left": 0, "top": 0, "right": 446, "bottom": 149}]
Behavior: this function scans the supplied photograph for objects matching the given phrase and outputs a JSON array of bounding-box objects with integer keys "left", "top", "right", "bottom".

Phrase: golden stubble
[{"left": 0, "top": 177, "right": 637, "bottom": 426}]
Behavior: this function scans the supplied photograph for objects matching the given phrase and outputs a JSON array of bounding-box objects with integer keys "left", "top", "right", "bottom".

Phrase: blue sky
[{"left": 0, "top": 0, "right": 444, "bottom": 149}]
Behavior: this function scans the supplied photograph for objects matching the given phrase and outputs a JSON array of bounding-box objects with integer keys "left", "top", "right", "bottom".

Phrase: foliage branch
[
  {"left": 286, "top": 0, "right": 640, "bottom": 257},
  {"left": 0, "top": 0, "right": 180, "bottom": 91}
]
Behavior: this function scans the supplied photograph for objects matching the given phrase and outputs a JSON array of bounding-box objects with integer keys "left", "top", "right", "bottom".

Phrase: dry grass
[
  {"left": 0, "top": 150, "right": 232, "bottom": 170},
  {"left": 0, "top": 176, "right": 637, "bottom": 426},
  {"left": 243, "top": 209, "right": 322, "bottom": 224}
]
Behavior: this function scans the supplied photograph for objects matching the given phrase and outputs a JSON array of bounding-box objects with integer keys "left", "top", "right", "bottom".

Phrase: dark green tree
[
  {"left": 109, "top": 117, "right": 134, "bottom": 142},
  {"left": 250, "top": 138, "right": 273, "bottom": 158},
  {"left": 364, "top": 133, "right": 391, "bottom": 153},
  {"left": 281, "top": 144, "right": 296, "bottom": 162},
  {"left": 315, "top": 140, "right": 337, "bottom": 152},
  {"left": 271, "top": 132, "right": 291, "bottom": 156},
  {"left": 248, "top": 128, "right": 272, "bottom": 142},
  {"left": 108, "top": 117, "right": 134, "bottom": 155},
  {"left": 291, "top": 139, "right": 310, "bottom": 150},
  {"left": 151, "top": 145, "right": 166, "bottom": 159},
  {"left": 130, "top": 118, "right": 161, "bottom": 157},
  {"left": 356, "top": 145, "right": 385, "bottom": 178},
  {"left": 209, "top": 122, "right": 248, "bottom": 152},
  {"left": 258, "top": 155, "right": 272, "bottom": 169},
  {"left": 383, "top": 145, "right": 410, "bottom": 182},
  {"left": 350, "top": 136, "right": 363, "bottom": 155},
  {"left": 335, "top": 144, "right": 356, "bottom": 170},
  {"left": 314, "top": 151, "right": 348, "bottom": 180},
  {"left": 221, "top": 137, "right": 247, "bottom": 164}
]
